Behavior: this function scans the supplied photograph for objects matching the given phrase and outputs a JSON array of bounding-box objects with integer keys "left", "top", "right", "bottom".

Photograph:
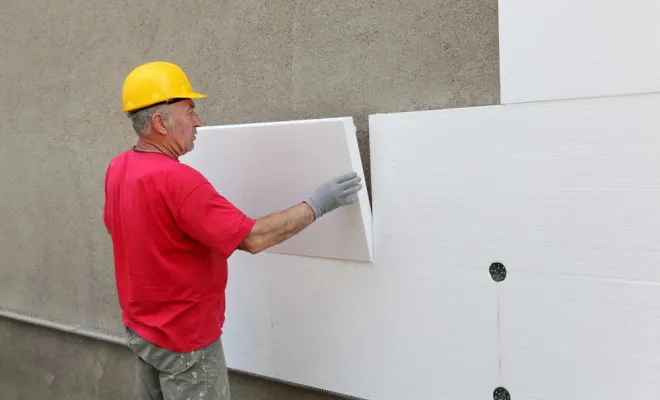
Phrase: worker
[{"left": 103, "top": 61, "right": 364, "bottom": 400}]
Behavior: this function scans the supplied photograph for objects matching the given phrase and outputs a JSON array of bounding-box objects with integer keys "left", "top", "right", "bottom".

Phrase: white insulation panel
[
  {"left": 370, "top": 92, "right": 660, "bottom": 399},
  {"left": 499, "top": 0, "right": 660, "bottom": 104},
  {"left": 216, "top": 106, "right": 510, "bottom": 398},
  {"left": 223, "top": 252, "right": 498, "bottom": 400},
  {"left": 179, "top": 117, "right": 373, "bottom": 262}
]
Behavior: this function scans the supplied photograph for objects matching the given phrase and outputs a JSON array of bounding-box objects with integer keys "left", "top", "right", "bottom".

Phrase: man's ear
[{"left": 152, "top": 112, "right": 169, "bottom": 135}]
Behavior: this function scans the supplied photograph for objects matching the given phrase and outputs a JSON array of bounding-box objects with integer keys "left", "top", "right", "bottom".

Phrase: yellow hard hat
[{"left": 121, "top": 61, "right": 206, "bottom": 113}]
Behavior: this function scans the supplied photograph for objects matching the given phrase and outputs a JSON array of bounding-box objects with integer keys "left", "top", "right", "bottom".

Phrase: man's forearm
[
  {"left": 237, "top": 171, "right": 363, "bottom": 254},
  {"left": 238, "top": 202, "right": 316, "bottom": 254}
]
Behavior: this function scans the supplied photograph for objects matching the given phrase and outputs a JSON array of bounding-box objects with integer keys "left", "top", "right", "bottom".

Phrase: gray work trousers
[{"left": 124, "top": 327, "right": 231, "bottom": 400}]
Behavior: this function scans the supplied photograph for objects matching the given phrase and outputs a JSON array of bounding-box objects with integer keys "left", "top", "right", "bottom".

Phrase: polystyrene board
[
  {"left": 499, "top": 274, "right": 660, "bottom": 400},
  {"left": 499, "top": 0, "right": 660, "bottom": 103},
  {"left": 179, "top": 117, "right": 373, "bottom": 262},
  {"left": 217, "top": 104, "right": 507, "bottom": 398},
  {"left": 219, "top": 92, "right": 660, "bottom": 398},
  {"left": 369, "top": 91, "right": 660, "bottom": 399},
  {"left": 221, "top": 251, "right": 499, "bottom": 400}
]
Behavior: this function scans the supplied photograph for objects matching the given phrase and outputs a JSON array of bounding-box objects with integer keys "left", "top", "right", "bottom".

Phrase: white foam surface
[
  {"left": 179, "top": 117, "right": 373, "bottom": 262},
  {"left": 186, "top": 93, "right": 660, "bottom": 399},
  {"left": 499, "top": 273, "right": 660, "bottom": 399},
  {"left": 222, "top": 252, "right": 499, "bottom": 400},
  {"left": 499, "top": 0, "right": 660, "bottom": 103},
  {"left": 371, "top": 92, "right": 660, "bottom": 399}
]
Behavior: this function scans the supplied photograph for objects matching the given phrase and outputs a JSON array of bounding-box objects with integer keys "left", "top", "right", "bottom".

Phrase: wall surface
[
  {"left": 0, "top": 0, "right": 500, "bottom": 398},
  {"left": 0, "top": 318, "right": 343, "bottom": 400},
  {"left": 499, "top": 0, "right": 660, "bottom": 103}
]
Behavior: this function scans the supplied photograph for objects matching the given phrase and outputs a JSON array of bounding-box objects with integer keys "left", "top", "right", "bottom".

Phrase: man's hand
[{"left": 305, "top": 172, "right": 363, "bottom": 219}]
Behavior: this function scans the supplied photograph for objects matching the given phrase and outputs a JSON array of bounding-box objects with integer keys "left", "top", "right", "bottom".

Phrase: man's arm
[
  {"left": 238, "top": 171, "right": 363, "bottom": 254},
  {"left": 238, "top": 202, "right": 315, "bottom": 254}
]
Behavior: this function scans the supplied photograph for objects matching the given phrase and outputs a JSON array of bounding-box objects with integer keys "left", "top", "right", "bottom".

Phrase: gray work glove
[{"left": 306, "top": 172, "right": 363, "bottom": 219}]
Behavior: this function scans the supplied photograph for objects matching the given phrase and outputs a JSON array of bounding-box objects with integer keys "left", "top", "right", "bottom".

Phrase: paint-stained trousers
[{"left": 124, "top": 327, "right": 231, "bottom": 400}]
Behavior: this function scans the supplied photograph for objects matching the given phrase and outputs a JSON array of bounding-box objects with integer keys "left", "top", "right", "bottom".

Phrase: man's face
[{"left": 167, "top": 99, "right": 203, "bottom": 156}]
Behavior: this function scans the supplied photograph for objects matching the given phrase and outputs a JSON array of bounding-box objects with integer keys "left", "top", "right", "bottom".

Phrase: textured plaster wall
[{"left": 0, "top": 0, "right": 499, "bottom": 398}]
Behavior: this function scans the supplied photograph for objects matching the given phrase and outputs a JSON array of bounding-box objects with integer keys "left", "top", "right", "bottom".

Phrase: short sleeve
[{"left": 176, "top": 182, "right": 256, "bottom": 259}]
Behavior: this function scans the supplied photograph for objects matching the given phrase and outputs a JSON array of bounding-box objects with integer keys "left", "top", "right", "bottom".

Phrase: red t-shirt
[{"left": 103, "top": 149, "right": 256, "bottom": 352}]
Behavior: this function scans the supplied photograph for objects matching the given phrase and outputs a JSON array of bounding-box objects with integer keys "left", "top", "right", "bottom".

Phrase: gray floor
[{"left": 0, "top": 317, "right": 345, "bottom": 400}]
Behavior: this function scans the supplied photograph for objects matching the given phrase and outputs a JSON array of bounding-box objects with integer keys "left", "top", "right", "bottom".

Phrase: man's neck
[{"left": 134, "top": 140, "right": 178, "bottom": 159}]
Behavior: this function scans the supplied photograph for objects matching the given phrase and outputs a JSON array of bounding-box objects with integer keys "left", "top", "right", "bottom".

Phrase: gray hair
[{"left": 127, "top": 103, "right": 172, "bottom": 135}]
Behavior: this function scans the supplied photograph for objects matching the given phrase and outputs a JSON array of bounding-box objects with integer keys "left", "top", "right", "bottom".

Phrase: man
[{"left": 103, "top": 61, "right": 363, "bottom": 400}]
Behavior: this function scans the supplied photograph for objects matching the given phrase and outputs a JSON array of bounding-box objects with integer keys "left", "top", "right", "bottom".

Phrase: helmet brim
[{"left": 122, "top": 92, "right": 207, "bottom": 113}]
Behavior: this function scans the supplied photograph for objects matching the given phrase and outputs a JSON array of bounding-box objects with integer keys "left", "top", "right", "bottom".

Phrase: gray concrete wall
[
  {"left": 0, "top": 0, "right": 500, "bottom": 398},
  {"left": 0, "top": 318, "right": 344, "bottom": 400}
]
